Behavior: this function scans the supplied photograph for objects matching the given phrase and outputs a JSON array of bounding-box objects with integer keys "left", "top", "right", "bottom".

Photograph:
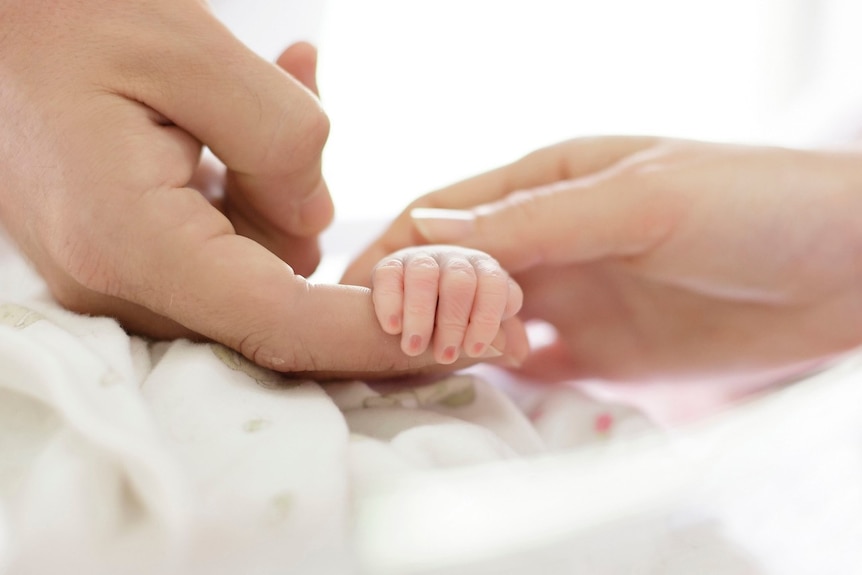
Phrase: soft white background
[
  {"left": 316, "top": 0, "right": 862, "bottom": 222},
  {"left": 211, "top": 0, "right": 862, "bottom": 260}
]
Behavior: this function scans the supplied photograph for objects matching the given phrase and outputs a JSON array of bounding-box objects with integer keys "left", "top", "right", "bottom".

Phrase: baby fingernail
[
  {"left": 410, "top": 208, "right": 475, "bottom": 242},
  {"left": 441, "top": 346, "right": 459, "bottom": 363},
  {"left": 407, "top": 334, "right": 423, "bottom": 354}
]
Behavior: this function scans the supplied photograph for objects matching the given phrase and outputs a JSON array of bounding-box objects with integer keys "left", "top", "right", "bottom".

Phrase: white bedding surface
[{"left": 1, "top": 226, "right": 861, "bottom": 575}]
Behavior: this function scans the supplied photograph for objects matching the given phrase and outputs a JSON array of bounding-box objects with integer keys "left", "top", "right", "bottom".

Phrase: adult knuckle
[
  {"left": 49, "top": 277, "right": 90, "bottom": 314},
  {"left": 617, "top": 161, "right": 683, "bottom": 248},
  {"left": 235, "top": 328, "right": 309, "bottom": 372},
  {"left": 497, "top": 190, "right": 549, "bottom": 255},
  {"left": 54, "top": 238, "right": 121, "bottom": 297},
  {"left": 507, "top": 189, "right": 543, "bottom": 221},
  {"left": 305, "top": 107, "right": 331, "bottom": 152},
  {"left": 236, "top": 332, "right": 265, "bottom": 365},
  {"left": 261, "top": 104, "right": 330, "bottom": 173}
]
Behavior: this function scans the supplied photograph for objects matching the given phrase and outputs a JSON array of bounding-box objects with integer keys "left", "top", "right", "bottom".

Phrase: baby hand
[{"left": 371, "top": 246, "right": 523, "bottom": 364}]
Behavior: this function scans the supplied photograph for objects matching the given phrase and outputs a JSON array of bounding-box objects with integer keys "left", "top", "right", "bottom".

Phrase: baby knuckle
[
  {"left": 445, "top": 275, "right": 478, "bottom": 296},
  {"left": 470, "top": 307, "right": 504, "bottom": 328},
  {"left": 404, "top": 299, "right": 438, "bottom": 318},
  {"left": 477, "top": 271, "right": 511, "bottom": 293},
  {"left": 436, "top": 319, "right": 469, "bottom": 334},
  {"left": 477, "top": 269, "right": 509, "bottom": 290},
  {"left": 445, "top": 258, "right": 478, "bottom": 282},
  {"left": 444, "top": 279, "right": 477, "bottom": 297},
  {"left": 472, "top": 253, "right": 504, "bottom": 272},
  {"left": 406, "top": 255, "right": 440, "bottom": 281},
  {"left": 372, "top": 287, "right": 404, "bottom": 304},
  {"left": 407, "top": 253, "right": 439, "bottom": 270},
  {"left": 373, "top": 258, "right": 404, "bottom": 275},
  {"left": 445, "top": 257, "right": 477, "bottom": 276},
  {"left": 436, "top": 306, "right": 472, "bottom": 330}
]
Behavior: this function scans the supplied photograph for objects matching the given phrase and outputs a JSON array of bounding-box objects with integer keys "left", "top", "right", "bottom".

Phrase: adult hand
[
  {"left": 344, "top": 137, "right": 862, "bottom": 382},
  {"left": 0, "top": 1, "right": 528, "bottom": 377}
]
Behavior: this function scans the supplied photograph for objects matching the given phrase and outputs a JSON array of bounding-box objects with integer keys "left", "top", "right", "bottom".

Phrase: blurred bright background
[
  {"left": 317, "top": 0, "right": 862, "bottom": 222},
  {"left": 213, "top": 0, "right": 862, "bottom": 230}
]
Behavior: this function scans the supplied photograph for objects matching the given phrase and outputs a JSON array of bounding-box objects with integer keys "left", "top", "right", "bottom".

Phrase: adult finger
[
  {"left": 409, "top": 172, "right": 680, "bottom": 272},
  {"left": 289, "top": 286, "right": 530, "bottom": 380},
  {"left": 276, "top": 41, "right": 321, "bottom": 97},
  {"left": 37, "top": 93, "right": 513, "bottom": 379},
  {"left": 415, "top": 136, "right": 662, "bottom": 211},
  {"left": 223, "top": 41, "right": 335, "bottom": 277},
  {"left": 66, "top": 176, "right": 528, "bottom": 375},
  {"left": 341, "top": 136, "right": 661, "bottom": 284},
  {"left": 120, "top": 9, "right": 333, "bottom": 247}
]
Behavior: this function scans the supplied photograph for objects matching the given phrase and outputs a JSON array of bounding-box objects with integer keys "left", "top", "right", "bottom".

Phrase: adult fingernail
[
  {"left": 483, "top": 345, "right": 522, "bottom": 367},
  {"left": 480, "top": 345, "right": 504, "bottom": 359},
  {"left": 410, "top": 208, "right": 475, "bottom": 242}
]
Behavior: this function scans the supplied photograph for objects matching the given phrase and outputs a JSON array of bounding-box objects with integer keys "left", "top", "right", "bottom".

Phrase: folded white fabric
[
  {"left": 2, "top": 229, "right": 642, "bottom": 574},
  {"left": 0, "top": 230, "right": 355, "bottom": 573},
  {"left": 4, "top": 218, "right": 862, "bottom": 574},
  {"left": 0, "top": 301, "right": 356, "bottom": 574}
]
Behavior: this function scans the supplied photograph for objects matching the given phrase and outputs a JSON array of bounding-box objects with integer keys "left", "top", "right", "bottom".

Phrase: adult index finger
[
  {"left": 117, "top": 6, "right": 332, "bottom": 243},
  {"left": 91, "top": 183, "right": 528, "bottom": 375},
  {"left": 409, "top": 159, "right": 680, "bottom": 272},
  {"left": 341, "top": 136, "right": 660, "bottom": 284}
]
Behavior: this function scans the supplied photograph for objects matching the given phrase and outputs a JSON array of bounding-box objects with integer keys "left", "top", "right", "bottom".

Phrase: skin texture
[
  {"left": 344, "top": 136, "right": 862, "bottom": 383},
  {"left": 371, "top": 245, "right": 522, "bottom": 365},
  {"left": 0, "top": 0, "right": 528, "bottom": 378}
]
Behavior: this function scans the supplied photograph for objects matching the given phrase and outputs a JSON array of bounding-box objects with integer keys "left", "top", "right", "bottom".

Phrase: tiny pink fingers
[
  {"left": 400, "top": 252, "right": 441, "bottom": 356},
  {"left": 432, "top": 254, "right": 478, "bottom": 364},
  {"left": 371, "top": 257, "right": 406, "bottom": 335},
  {"left": 463, "top": 255, "right": 511, "bottom": 358}
]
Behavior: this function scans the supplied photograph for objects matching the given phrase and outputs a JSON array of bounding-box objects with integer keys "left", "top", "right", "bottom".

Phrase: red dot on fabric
[{"left": 594, "top": 412, "right": 614, "bottom": 434}]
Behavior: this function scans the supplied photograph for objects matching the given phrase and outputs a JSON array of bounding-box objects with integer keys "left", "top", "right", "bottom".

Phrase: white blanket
[{"left": 1, "top": 227, "right": 861, "bottom": 574}]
